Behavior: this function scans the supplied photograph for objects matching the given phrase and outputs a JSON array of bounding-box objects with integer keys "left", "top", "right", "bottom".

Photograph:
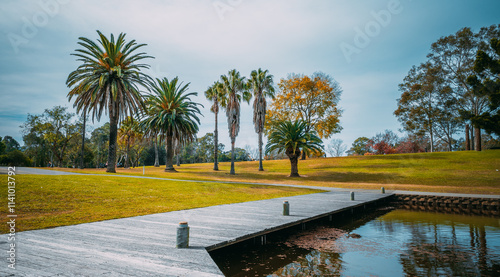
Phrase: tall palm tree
[
  {"left": 220, "top": 69, "right": 251, "bottom": 175},
  {"left": 66, "top": 30, "right": 152, "bottom": 173},
  {"left": 248, "top": 68, "right": 275, "bottom": 171},
  {"left": 265, "top": 120, "right": 323, "bottom": 177},
  {"left": 140, "top": 77, "right": 201, "bottom": 172},
  {"left": 204, "top": 81, "right": 227, "bottom": 170}
]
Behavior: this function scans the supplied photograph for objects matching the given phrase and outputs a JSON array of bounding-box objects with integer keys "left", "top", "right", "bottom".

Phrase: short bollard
[
  {"left": 283, "top": 201, "right": 290, "bottom": 216},
  {"left": 381, "top": 187, "right": 385, "bottom": 194},
  {"left": 350, "top": 191, "right": 355, "bottom": 201},
  {"left": 176, "top": 222, "right": 189, "bottom": 248}
]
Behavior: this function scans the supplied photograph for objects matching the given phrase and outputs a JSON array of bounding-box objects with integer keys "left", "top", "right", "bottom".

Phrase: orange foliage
[{"left": 265, "top": 73, "right": 342, "bottom": 139}]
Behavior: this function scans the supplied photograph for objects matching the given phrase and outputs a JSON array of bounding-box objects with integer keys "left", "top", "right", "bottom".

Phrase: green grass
[
  {"left": 0, "top": 175, "right": 322, "bottom": 233},
  {"left": 52, "top": 150, "right": 500, "bottom": 194}
]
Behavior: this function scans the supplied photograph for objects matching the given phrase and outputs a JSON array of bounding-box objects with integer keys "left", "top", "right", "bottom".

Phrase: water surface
[{"left": 212, "top": 209, "right": 500, "bottom": 276}]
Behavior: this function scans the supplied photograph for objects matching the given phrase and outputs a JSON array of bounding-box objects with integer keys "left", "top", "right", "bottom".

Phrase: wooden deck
[{"left": 1, "top": 188, "right": 391, "bottom": 276}]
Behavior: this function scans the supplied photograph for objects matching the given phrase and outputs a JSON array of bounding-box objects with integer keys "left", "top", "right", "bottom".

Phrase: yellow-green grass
[
  {"left": 0, "top": 175, "right": 321, "bottom": 234},
  {"left": 49, "top": 150, "right": 500, "bottom": 195}
]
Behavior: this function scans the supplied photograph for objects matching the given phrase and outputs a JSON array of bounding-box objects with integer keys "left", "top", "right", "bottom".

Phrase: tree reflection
[
  {"left": 272, "top": 250, "right": 343, "bottom": 276},
  {"left": 399, "top": 213, "right": 499, "bottom": 276}
]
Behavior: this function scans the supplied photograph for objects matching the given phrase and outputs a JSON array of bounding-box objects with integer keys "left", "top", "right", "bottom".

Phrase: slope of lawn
[
  {"left": 50, "top": 150, "right": 500, "bottom": 195},
  {"left": 0, "top": 175, "right": 321, "bottom": 233}
]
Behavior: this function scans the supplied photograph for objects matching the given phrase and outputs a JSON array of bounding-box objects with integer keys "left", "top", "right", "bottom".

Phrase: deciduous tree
[
  {"left": 327, "top": 139, "right": 347, "bottom": 157},
  {"left": 265, "top": 72, "right": 342, "bottom": 159},
  {"left": 347, "top": 137, "right": 372, "bottom": 156},
  {"left": 466, "top": 30, "right": 500, "bottom": 136},
  {"left": 427, "top": 25, "right": 500, "bottom": 150},
  {"left": 395, "top": 63, "right": 454, "bottom": 152}
]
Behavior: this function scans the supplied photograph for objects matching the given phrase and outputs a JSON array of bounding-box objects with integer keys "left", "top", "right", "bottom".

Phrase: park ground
[{"left": 2, "top": 150, "right": 499, "bottom": 233}]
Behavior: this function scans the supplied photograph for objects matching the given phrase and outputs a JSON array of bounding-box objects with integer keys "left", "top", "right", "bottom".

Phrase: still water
[{"left": 212, "top": 209, "right": 500, "bottom": 276}]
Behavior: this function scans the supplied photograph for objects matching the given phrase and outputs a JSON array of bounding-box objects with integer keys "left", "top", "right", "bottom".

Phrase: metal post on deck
[
  {"left": 350, "top": 191, "right": 355, "bottom": 201},
  {"left": 381, "top": 187, "right": 385, "bottom": 194},
  {"left": 176, "top": 222, "right": 189, "bottom": 248},
  {"left": 283, "top": 201, "right": 290, "bottom": 216}
]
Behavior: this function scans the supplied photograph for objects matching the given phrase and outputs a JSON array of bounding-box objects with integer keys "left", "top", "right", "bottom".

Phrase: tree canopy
[
  {"left": 466, "top": 34, "right": 500, "bottom": 135},
  {"left": 265, "top": 72, "right": 343, "bottom": 140}
]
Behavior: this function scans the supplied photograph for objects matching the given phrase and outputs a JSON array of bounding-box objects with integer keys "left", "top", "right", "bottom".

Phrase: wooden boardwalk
[{"left": 1, "top": 188, "right": 391, "bottom": 276}]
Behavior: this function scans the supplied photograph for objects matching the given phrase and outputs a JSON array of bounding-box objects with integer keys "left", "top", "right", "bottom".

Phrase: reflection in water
[{"left": 212, "top": 209, "right": 500, "bottom": 276}]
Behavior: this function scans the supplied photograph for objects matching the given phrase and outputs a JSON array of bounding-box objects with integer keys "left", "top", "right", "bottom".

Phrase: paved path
[
  {"left": 0, "top": 166, "right": 84, "bottom": 175},
  {"left": 4, "top": 167, "right": 498, "bottom": 199},
  {"left": 0, "top": 181, "right": 391, "bottom": 276}
]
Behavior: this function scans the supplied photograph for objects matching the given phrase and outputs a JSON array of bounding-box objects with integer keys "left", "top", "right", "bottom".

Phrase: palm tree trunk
[
  {"left": 258, "top": 131, "right": 264, "bottom": 171},
  {"left": 154, "top": 137, "right": 159, "bottom": 167},
  {"left": 289, "top": 154, "right": 300, "bottom": 177},
  {"left": 106, "top": 104, "right": 118, "bottom": 173},
  {"left": 230, "top": 137, "right": 236, "bottom": 175},
  {"left": 165, "top": 132, "right": 176, "bottom": 172},
  {"left": 474, "top": 127, "right": 481, "bottom": 151},
  {"left": 214, "top": 111, "right": 219, "bottom": 171}
]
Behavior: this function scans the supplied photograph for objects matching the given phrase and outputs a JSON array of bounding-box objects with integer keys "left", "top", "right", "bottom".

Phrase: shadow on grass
[
  {"left": 185, "top": 169, "right": 402, "bottom": 184},
  {"left": 307, "top": 171, "right": 402, "bottom": 183}
]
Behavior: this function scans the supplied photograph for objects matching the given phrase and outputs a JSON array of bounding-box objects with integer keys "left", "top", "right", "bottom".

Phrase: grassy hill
[{"left": 57, "top": 150, "right": 500, "bottom": 195}]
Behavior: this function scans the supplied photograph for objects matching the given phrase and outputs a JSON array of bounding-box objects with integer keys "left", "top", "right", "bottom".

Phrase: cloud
[{"left": 1, "top": 0, "right": 499, "bottom": 150}]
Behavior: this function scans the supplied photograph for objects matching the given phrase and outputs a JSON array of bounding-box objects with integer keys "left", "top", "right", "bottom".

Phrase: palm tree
[
  {"left": 220, "top": 69, "right": 251, "bottom": 175},
  {"left": 204, "top": 81, "right": 227, "bottom": 170},
  {"left": 265, "top": 120, "right": 323, "bottom": 177},
  {"left": 140, "top": 77, "right": 202, "bottom": 172},
  {"left": 248, "top": 68, "right": 275, "bottom": 171},
  {"left": 66, "top": 30, "right": 152, "bottom": 173},
  {"left": 118, "top": 116, "right": 140, "bottom": 168}
]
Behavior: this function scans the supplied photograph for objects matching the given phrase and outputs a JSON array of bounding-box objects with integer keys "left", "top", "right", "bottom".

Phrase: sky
[{"left": 1, "top": 0, "right": 499, "bottom": 155}]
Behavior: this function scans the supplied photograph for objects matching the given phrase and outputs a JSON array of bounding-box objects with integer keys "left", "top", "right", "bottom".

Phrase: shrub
[{"left": 0, "top": 150, "right": 31, "bottom": 166}]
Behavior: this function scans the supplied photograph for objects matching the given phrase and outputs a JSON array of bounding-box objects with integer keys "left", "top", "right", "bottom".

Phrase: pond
[{"left": 211, "top": 208, "right": 500, "bottom": 276}]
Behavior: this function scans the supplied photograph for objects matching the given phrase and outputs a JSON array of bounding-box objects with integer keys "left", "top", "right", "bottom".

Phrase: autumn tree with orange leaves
[{"left": 265, "top": 72, "right": 342, "bottom": 159}]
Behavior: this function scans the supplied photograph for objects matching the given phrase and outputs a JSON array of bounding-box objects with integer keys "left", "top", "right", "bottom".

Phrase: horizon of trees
[{"left": 4, "top": 24, "right": 500, "bottom": 168}]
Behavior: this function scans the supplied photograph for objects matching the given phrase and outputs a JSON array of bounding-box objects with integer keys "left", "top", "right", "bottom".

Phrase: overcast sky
[{"left": 1, "top": 0, "right": 499, "bottom": 155}]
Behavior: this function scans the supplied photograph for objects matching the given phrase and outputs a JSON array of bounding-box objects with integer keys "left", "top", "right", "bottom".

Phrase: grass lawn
[
  {"left": 50, "top": 150, "right": 500, "bottom": 194},
  {"left": 0, "top": 175, "right": 322, "bottom": 234}
]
